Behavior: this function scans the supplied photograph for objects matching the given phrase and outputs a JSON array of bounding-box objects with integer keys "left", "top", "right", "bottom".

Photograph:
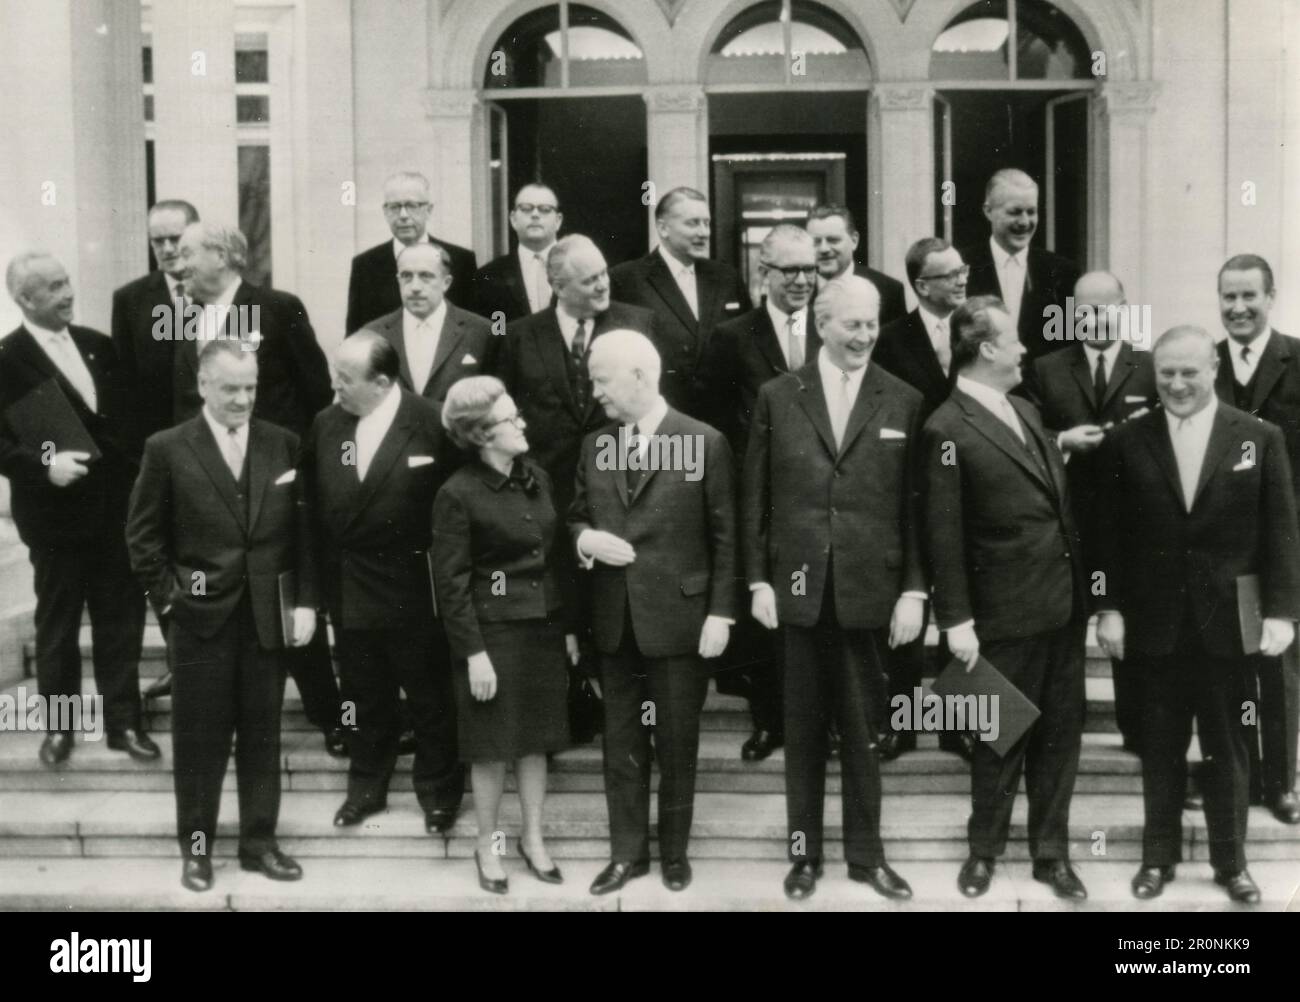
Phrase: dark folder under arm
[
  {"left": 4, "top": 379, "right": 101, "bottom": 461},
  {"left": 277, "top": 570, "right": 296, "bottom": 647},
  {"left": 931, "top": 654, "right": 1041, "bottom": 757}
]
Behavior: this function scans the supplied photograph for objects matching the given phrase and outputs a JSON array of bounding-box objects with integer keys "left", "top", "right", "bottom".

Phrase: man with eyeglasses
[
  {"left": 805, "top": 203, "right": 907, "bottom": 328},
  {"left": 471, "top": 183, "right": 563, "bottom": 324},
  {"left": 609, "top": 187, "right": 750, "bottom": 417},
  {"left": 346, "top": 171, "right": 477, "bottom": 334},
  {"left": 111, "top": 199, "right": 201, "bottom": 446}
]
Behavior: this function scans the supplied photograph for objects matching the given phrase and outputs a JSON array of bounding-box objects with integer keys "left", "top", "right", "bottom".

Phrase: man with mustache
[
  {"left": 1212, "top": 254, "right": 1300, "bottom": 824},
  {"left": 963, "top": 169, "right": 1080, "bottom": 362}
]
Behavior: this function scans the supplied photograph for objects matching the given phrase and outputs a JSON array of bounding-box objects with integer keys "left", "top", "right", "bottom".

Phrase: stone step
[
  {"left": 0, "top": 856, "right": 1295, "bottom": 911},
  {"left": 2, "top": 790, "right": 1298, "bottom": 863}
]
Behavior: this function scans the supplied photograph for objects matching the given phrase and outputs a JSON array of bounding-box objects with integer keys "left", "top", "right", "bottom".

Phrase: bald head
[
  {"left": 332, "top": 330, "right": 400, "bottom": 417},
  {"left": 814, "top": 275, "right": 880, "bottom": 372},
  {"left": 984, "top": 169, "right": 1039, "bottom": 255},
  {"left": 396, "top": 242, "right": 452, "bottom": 319},
  {"left": 588, "top": 329, "right": 661, "bottom": 423},
  {"left": 1073, "top": 270, "right": 1128, "bottom": 346}
]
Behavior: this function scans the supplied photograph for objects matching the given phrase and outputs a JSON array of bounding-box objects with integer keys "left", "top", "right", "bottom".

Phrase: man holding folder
[
  {"left": 921, "top": 295, "right": 1089, "bottom": 901},
  {"left": 1095, "top": 325, "right": 1300, "bottom": 904}
]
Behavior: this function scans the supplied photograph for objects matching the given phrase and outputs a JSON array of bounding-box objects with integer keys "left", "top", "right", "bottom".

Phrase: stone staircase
[{"left": 2, "top": 622, "right": 1298, "bottom": 911}]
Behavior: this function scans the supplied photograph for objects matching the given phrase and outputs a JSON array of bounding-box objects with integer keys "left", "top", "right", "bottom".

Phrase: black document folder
[
  {"left": 931, "top": 654, "right": 1041, "bottom": 757},
  {"left": 4, "top": 379, "right": 100, "bottom": 461},
  {"left": 277, "top": 570, "right": 296, "bottom": 647}
]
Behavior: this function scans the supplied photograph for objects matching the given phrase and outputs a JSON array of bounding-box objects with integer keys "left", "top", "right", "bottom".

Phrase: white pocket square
[
  {"left": 1125, "top": 395, "right": 1147, "bottom": 403},
  {"left": 461, "top": 353, "right": 477, "bottom": 365},
  {"left": 274, "top": 470, "right": 296, "bottom": 485},
  {"left": 408, "top": 455, "right": 435, "bottom": 468},
  {"left": 879, "top": 428, "right": 906, "bottom": 440},
  {"left": 1233, "top": 460, "right": 1255, "bottom": 472},
  {"left": 724, "top": 301, "right": 741, "bottom": 310}
]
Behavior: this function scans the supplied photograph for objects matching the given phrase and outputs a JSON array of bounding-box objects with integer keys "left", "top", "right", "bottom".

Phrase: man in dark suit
[
  {"left": 805, "top": 203, "right": 907, "bottom": 328},
  {"left": 962, "top": 169, "right": 1080, "bottom": 362},
  {"left": 302, "top": 332, "right": 463, "bottom": 834},
  {"left": 1022, "top": 271, "right": 1158, "bottom": 757},
  {"left": 0, "top": 252, "right": 157, "bottom": 767},
  {"left": 1212, "top": 253, "right": 1300, "bottom": 824},
  {"left": 346, "top": 171, "right": 477, "bottom": 332},
  {"left": 873, "top": 237, "right": 969, "bottom": 761},
  {"left": 470, "top": 182, "right": 562, "bottom": 325},
  {"left": 170, "top": 222, "right": 345, "bottom": 756},
  {"left": 744, "top": 274, "right": 921, "bottom": 902},
  {"left": 360, "top": 242, "right": 494, "bottom": 443},
  {"left": 569, "top": 330, "right": 735, "bottom": 895},
  {"left": 696, "top": 224, "right": 820, "bottom": 762},
  {"left": 921, "top": 294, "right": 1089, "bottom": 901},
  {"left": 609, "top": 187, "right": 751, "bottom": 416},
  {"left": 126, "top": 339, "right": 313, "bottom": 891},
  {"left": 1096, "top": 325, "right": 1300, "bottom": 903},
  {"left": 111, "top": 198, "right": 199, "bottom": 447}
]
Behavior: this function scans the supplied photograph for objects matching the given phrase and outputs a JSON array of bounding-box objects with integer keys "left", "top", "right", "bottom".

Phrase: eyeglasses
[
  {"left": 383, "top": 201, "right": 430, "bottom": 214},
  {"left": 918, "top": 265, "right": 970, "bottom": 283},
  {"left": 488, "top": 412, "right": 526, "bottom": 431},
  {"left": 764, "top": 264, "right": 818, "bottom": 280},
  {"left": 514, "top": 203, "right": 559, "bottom": 216}
]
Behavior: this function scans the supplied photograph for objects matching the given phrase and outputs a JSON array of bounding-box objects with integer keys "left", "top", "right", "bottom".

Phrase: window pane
[
  {"left": 144, "top": 94, "right": 154, "bottom": 122},
  {"left": 1016, "top": 1, "right": 1092, "bottom": 80},
  {"left": 236, "top": 95, "right": 270, "bottom": 124},
  {"left": 142, "top": 45, "right": 153, "bottom": 85},
  {"left": 484, "top": 5, "right": 562, "bottom": 88},
  {"left": 931, "top": 0, "right": 1011, "bottom": 81},
  {"left": 236, "top": 32, "right": 270, "bottom": 83},
  {"left": 563, "top": 7, "right": 646, "bottom": 87},
  {"left": 483, "top": 4, "right": 644, "bottom": 88},
  {"left": 238, "top": 146, "right": 272, "bottom": 288},
  {"left": 708, "top": 1, "right": 866, "bottom": 85}
]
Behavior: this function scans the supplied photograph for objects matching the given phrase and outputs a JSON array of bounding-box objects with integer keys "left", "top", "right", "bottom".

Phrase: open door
[
  {"left": 487, "top": 103, "right": 510, "bottom": 258},
  {"left": 1044, "top": 91, "right": 1090, "bottom": 260},
  {"left": 933, "top": 93, "right": 954, "bottom": 243}
]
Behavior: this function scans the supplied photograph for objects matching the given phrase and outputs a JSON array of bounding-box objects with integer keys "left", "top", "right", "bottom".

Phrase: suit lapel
[
  {"left": 1191, "top": 409, "right": 1240, "bottom": 510},
  {"left": 184, "top": 418, "right": 248, "bottom": 532},
  {"left": 628, "top": 408, "right": 682, "bottom": 505},
  {"left": 1014, "top": 396, "right": 1065, "bottom": 500},
  {"left": 508, "top": 255, "right": 532, "bottom": 316},
  {"left": 246, "top": 420, "right": 272, "bottom": 533},
  {"left": 381, "top": 315, "right": 417, "bottom": 392},
  {"left": 646, "top": 252, "right": 699, "bottom": 336},
  {"left": 1139, "top": 414, "right": 1189, "bottom": 512},
  {"left": 1249, "top": 331, "right": 1288, "bottom": 413},
  {"left": 694, "top": 262, "right": 720, "bottom": 336},
  {"left": 906, "top": 312, "right": 947, "bottom": 391},
  {"left": 838, "top": 365, "right": 887, "bottom": 457},
  {"left": 1069, "top": 349, "right": 1098, "bottom": 416},
  {"left": 1100, "top": 344, "right": 1138, "bottom": 411},
  {"left": 424, "top": 307, "right": 466, "bottom": 391},
  {"left": 954, "top": 390, "right": 1051, "bottom": 492},
  {"left": 794, "top": 364, "right": 839, "bottom": 460},
  {"left": 350, "top": 395, "right": 417, "bottom": 524},
  {"left": 754, "top": 309, "right": 789, "bottom": 375},
  {"left": 534, "top": 310, "right": 580, "bottom": 419}
]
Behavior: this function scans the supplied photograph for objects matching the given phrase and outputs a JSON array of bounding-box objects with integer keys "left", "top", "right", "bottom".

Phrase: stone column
[
  {"left": 1098, "top": 81, "right": 1159, "bottom": 305},
  {"left": 423, "top": 88, "right": 479, "bottom": 251},
  {"left": 872, "top": 83, "right": 935, "bottom": 286},
  {"left": 151, "top": 0, "right": 238, "bottom": 225},
  {"left": 644, "top": 85, "right": 708, "bottom": 251}
]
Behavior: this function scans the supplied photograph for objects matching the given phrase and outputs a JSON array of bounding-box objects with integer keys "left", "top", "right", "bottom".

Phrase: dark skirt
[{"left": 454, "top": 618, "right": 570, "bottom": 763}]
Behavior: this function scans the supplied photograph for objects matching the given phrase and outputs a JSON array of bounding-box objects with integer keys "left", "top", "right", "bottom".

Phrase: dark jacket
[
  {"left": 110, "top": 270, "right": 180, "bottom": 445},
  {"left": 470, "top": 251, "right": 549, "bottom": 325},
  {"left": 346, "top": 236, "right": 477, "bottom": 334},
  {"left": 360, "top": 304, "right": 495, "bottom": 415},
  {"left": 1215, "top": 330, "right": 1300, "bottom": 500},
  {"left": 962, "top": 242, "right": 1081, "bottom": 361},
  {"left": 873, "top": 308, "right": 952, "bottom": 423}
]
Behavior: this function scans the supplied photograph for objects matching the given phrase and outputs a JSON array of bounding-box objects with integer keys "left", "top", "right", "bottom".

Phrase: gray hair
[
  {"left": 198, "top": 337, "right": 258, "bottom": 373},
  {"left": 546, "top": 234, "right": 600, "bottom": 286},
  {"left": 1153, "top": 325, "right": 1217, "bottom": 361},
  {"left": 5, "top": 251, "right": 58, "bottom": 300},
  {"left": 812, "top": 273, "right": 880, "bottom": 324},
  {"left": 184, "top": 221, "right": 248, "bottom": 273},
  {"left": 587, "top": 328, "right": 661, "bottom": 383},
  {"left": 397, "top": 241, "right": 453, "bottom": 277},
  {"left": 441, "top": 375, "right": 508, "bottom": 450},
  {"left": 759, "top": 225, "right": 814, "bottom": 264}
]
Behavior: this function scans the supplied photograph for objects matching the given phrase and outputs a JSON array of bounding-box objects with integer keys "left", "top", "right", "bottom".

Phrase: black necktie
[
  {"left": 626, "top": 424, "right": 643, "bottom": 498},
  {"left": 1093, "top": 351, "right": 1108, "bottom": 413}
]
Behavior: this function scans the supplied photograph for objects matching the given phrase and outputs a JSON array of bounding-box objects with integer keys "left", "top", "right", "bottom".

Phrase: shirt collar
[
  {"left": 1082, "top": 341, "right": 1120, "bottom": 366},
  {"left": 817, "top": 347, "right": 868, "bottom": 390},
  {"left": 657, "top": 244, "right": 695, "bottom": 277},
  {"left": 393, "top": 234, "right": 430, "bottom": 259},
  {"left": 1166, "top": 394, "right": 1218, "bottom": 434},
  {"left": 627, "top": 395, "right": 669, "bottom": 436},
  {"left": 555, "top": 303, "right": 591, "bottom": 335},
  {"left": 25, "top": 319, "right": 70, "bottom": 344},
  {"left": 1231, "top": 328, "right": 1271, "bottom": 360},
  {"left": 164, "top": 272, "right": 184, "bottom": 296},
  {"left": 916, "top": 302, "right": 951, "bottom": 332},
  {"left": 404, "top": 300, "right": 446, "bottom": 332},
  {"left": 956, "top": 373, "right": 1013, "bottom": 416},
  {"left": 989, "top": 236, "right": 1027, "bottom": 270},
  {"left": 359, "top": 381, "right": 402, "bottom": 426},
  {"left": 519, "top": 242, "right": 556, "bottom": 268},
  {"left": 469, "top": 457, "right": 512, "bottom": 492},
  {"left": 765, "top": 299, "right": 806, "bottom": 335},
  {"left": 202, "top": 406, "right": 248, "bottom": 445}
]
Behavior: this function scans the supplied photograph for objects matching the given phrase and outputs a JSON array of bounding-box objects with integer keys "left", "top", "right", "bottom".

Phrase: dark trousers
[
  {"left": 284, "top": 627, "right": 343, "bottom": 732},
  {"left": 1244, "top": 645, "right": 1299, "bottom": 800},
  {"left": 969, "top": 622, "right": 1085, "bottom": 861},
  {"left": 29, "top": 536, "right": 144, "bottom": 735},
  {"left": 1136, "top": 641, "right": 1252, "bottom": 873},
  {"left": 169, "top": 596, "right": 284, "bottom": 857},
  {"left": 723, "top": 612, "right": 783, "bottom": 734},
  {"left": 599, "top": 620, "right": 709, "bottom": 863},
  {"left": 1111, "top": 655, "right": 1143, "bottom": 752},
  {"left": 335, "top": 624, "right": 462, "bottom": 813},
  {"left": 784, "top": 578, "right": 888, "bottom": 868}
]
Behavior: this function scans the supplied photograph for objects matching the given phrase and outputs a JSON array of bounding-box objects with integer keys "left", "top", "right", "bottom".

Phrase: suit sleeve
[
  {"left": 448, "top": 249, "right": 479, "bottom": 311},
  {"left": 566, "top": 433, "right": 595, "bottom": 548},
  {"left": 1091, "top": 434, "right": 1123, "bottom": 615},
  {"left": 741, "top": 384, "right": 774, "bottom": 587},
  {"left": 125, "top": 436, "right": 178, "bottom": 619},
  {"left": 921, "top": 417, "right": 973, "bottom": 630},
  {"left": 110, "top": 287, "right": 135, "bottom": 386},
  {"left": 694, "top": 324, "right": 736, "bottom": 447},
  {"left": 535, "top": 466, "right": 578, "bottom": 633},
  {"left": 284, "top": 296, "right": 334, "bottom": 424},
  {"left": 900, "top": 399, "right": 927, "bottom": 595},
  {"left": 287, "top": 431, "right": 318, "bottom": 610},
  {"left": 431, "top": 483, "right": 486, "bottom": 659},
  {"left": 704, "top": 429, "right": 737, "bottom": 619},
  {"left": 345, "top": 256, "right": 365, "bottom": 336},
  {"left": 1261, "top": 425, "right": 1300, "bottom": 620}
]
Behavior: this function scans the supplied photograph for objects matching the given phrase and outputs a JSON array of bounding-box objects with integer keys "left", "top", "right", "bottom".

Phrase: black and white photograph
[{"left": 0, "top": 0, "right": 1298, "bottom": 949}]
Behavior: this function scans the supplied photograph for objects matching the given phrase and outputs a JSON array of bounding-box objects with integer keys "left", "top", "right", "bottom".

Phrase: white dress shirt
[
  {"left": 1082, "top": 341, "right": 1121, "bottom": 385},
  {"left": 1166, "top": 395, "right": 1218, "bottom": 511},
  {"left": 202, "top": 407, "right": 249, "bottom": 480},
  {"left": 27, "top": 320, "right": 97, "bottom": 412},
  {"left": 658, "top": 245, "right": 699, "bottom": 320},
  {"left": 518, "top": 243, "right": 555, "bottom": 314},
  {"left": 956, "top": 374, "right": 1025, "bottom": 444},
  {"left": 917, "top": 302, "right": 952, "bottom": 375},
  {"left": 766, "top": 300, "right": 809, "bottom": 370},
  {"left": 990, "top": 236, "right": 1028, "bottom": 324},
  {"left": 354, "top": 382, "right": 402, "bottom": 481},
  {"left": 1227, "top": 329, "right": 1271, "bottom": 387},
  {"left": 402, "top": 301, "right": 446, "bottom": 393},
  {"left": 817, "top": 347, "right": 866, "bottom": 449}
]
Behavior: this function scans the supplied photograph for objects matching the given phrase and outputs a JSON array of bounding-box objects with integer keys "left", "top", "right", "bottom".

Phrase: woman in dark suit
[{"left": 432, "top": 376, "right": 577, "bottom": 893}]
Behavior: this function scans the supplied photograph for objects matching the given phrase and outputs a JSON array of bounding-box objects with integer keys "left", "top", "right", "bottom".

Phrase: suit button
[
  {"left": 831, "top": 507, "right": 838, "bottom": 515},
  {"left": 530, "top": 581, "right": 538, "bottom": 589},
  {"left": 523, "top": 514, "right": 533, "bottom": 521},
  {"left": 834, "top": 470, "right": 841, "bottom": 478},
  {"left": 532, "top": 548, "right": 540, "bottom": 556}
]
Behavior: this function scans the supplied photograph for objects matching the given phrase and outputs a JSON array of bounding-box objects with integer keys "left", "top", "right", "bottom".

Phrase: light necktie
[
  {"left": 223, "top": 426, "right": 245, "bottom": 480},
  {"left": 1173, "top": 418, "right": 1200, "bottom": 510},
  {"left": 679, "top": 267, "right": 699, "bottom": 320},
  {"left": 50, "top": 332, "right": 98, "bottom": 412},
  {"left": 830, "top": 372, "right": 851, "bottom": 448},
  {"left": 935, "top": 318, "right": 951, "bottom": 375},
  {"left": 1240, "top": 344, "right": 1253, "bottom": 380},
  {"left": 1002, "top": 254, "right": 1024, "bottom": 321},
  {"left": 411, "top": 318, "right": 436, "bottom": 392},
  {"left": 786, "top": 315, "right": 803, "bottom": 370},
  {"left": 1000, "top": 397, "right": 1026, "bottom": 444},
  {"left": 533, "top": 254, "right": 551, "bottom": 312}
]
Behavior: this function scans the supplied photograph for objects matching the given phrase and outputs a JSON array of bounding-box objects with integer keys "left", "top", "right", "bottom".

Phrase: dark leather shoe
[
  {"left": 740, "top": 729, "right": 782, "bottom": 762},
  {"left": 425, "top": 807, "right": 458, "bottom": 834},
  {"left": 239, "top": 848, "right": 302, "bottom": 881},
  {"left": 333, "top": 799, "right": 386, "bottom": 827},
  {"left": 518, "top": 844, "right": 563, "bottom": 884},
  {"left": 1270, "top": 791, "right": 1300, "bottom": 824},
  {"left": 181, "top": 857, "right": 213, "bottom": 892},
  {"left": 397, "top": 729, "right": 417, "bottom": 755},
  {"left": 662, "top": 858, "right": 692, "bottom": 891},
  {"left": 38, "top": 732, "right": 72, "bottom": 767},
  {"left": 958, "top": 856, "right": 994, "bottom": 897},
  {"left": 475, "top": 850, "right": 508, "bottom": 895},
  {"left": 848, "top": 862, "right": 912, "bottom": 900},
  {"left": 1214, "top": 869, "right": 1261, "bottom": 904},
  {"left": 877, "top": 731, "right": 917, "bottom": 761},
  {"left": 783, "top": 860, "right": 823, "bottom": 900},
  {"left": 940, "top": 732, "right": 976, "bottom": 762},
  {"left": 144, "top": 672, "right": 173, "bottom": 700},
  {"left": 1033, "top": 859, "right": 1087, "bottom": 900},
  {"left": 107, "top": 728, "right": 161, "bottom": 762},
  {"left": 1131, "top": 864, "right": 1175, "bottom": 899},
  {"left": 323, "top": 727, "right": 349, "bottom": 758},
  {"left": 589, "top": 859, "right": 649, "bottom": 895}
]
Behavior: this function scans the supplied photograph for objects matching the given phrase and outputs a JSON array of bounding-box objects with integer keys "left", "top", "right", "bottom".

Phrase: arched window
[
  {"left": 483, "top": 3, "right": 646, "bottom": 90},
  {"left": 930, "top": 0, "right": 1092, "bottom": 81},
  {"left": 706, "top": 1, "right": 869, "bottom": 85}
]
